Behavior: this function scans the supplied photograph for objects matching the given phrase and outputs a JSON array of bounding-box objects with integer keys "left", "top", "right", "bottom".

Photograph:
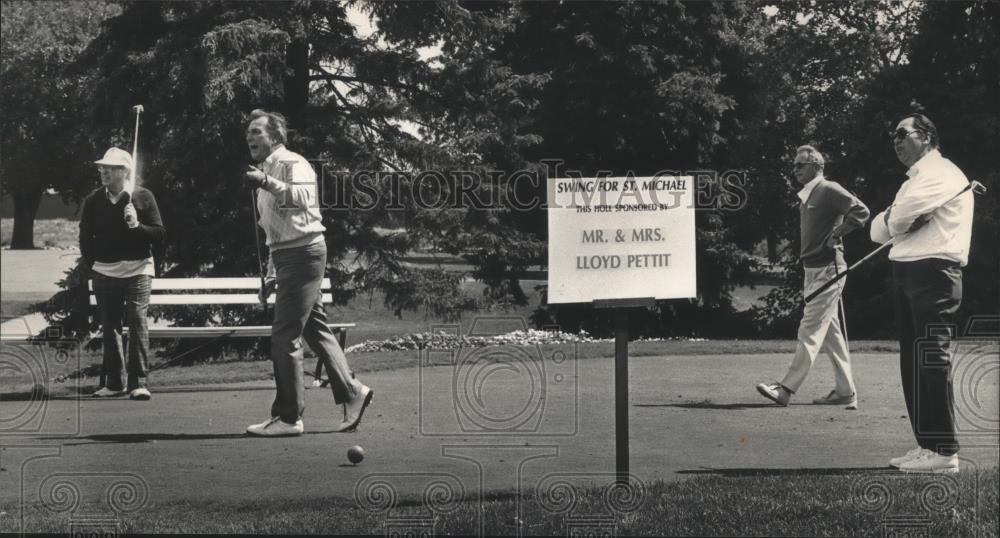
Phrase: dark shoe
[{"left": 336, "top": 385, "right": 373, "bottom": 432}]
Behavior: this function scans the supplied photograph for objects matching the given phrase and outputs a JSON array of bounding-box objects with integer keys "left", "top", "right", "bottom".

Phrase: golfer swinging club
[
  {"left": 756, "top": 145, "right": 869, "bottom": 409},
  {"left": 244, "top": 109, "right": 373, "bottom": 436}
]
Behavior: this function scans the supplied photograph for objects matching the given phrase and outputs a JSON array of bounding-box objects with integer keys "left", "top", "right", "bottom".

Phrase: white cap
[{"left": 94, "top": 147, "right": 133, "bottom": 170}]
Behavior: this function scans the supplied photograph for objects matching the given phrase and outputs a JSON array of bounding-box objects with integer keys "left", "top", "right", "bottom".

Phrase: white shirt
[
  {"left": 870, "top": 150, "right": 974, "bottom": 266},
  {"left": 796, "top": 174, "right": 823, "bottom": 203}
]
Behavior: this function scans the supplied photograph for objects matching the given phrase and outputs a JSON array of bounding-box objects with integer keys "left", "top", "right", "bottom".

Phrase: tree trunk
[
  {"left": 9, "top": 185, "right": 43, "bottom": 249},
  {"left": 284, "top": 38, "right": 309, "bottom": 128}
]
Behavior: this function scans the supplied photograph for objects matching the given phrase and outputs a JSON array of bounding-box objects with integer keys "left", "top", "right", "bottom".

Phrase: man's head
[
  {"left": 891, "top": 113, "right": 938, "bottom": 168},
  {"left": 94, "top": 147, "right": 132, "bottom": 190},
  {"left": 246, "top": 109, "right": 288, "bottom": 162},
  {"left": 792, "top": 145, "right": 825, "bottom": 186}
]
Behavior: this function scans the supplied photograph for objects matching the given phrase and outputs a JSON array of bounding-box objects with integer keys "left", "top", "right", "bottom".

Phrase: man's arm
[
  {"left": 129, "top": 190, "right": 166, "bottom": 242},
  {"left": 258, "top": 250, "right": 277, "bottom": 305},
  {"left": 870, "top": 209, "right": 892, "bottom": 244},
  {"left": 78, "top": 195, "right": 94, "bottom": 266},
  {"left": 828, "top": 182, "right": 870, "bottom": 239},
  {"left": 258, "top": 159, "right": 317, "bottom": 209},
  {"left": 885, "top": 170, "right": 961, "bottom": 237}
]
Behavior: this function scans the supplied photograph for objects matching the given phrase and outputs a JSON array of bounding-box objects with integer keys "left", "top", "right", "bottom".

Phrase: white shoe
[
  {"left": 336, "top": 385, "right": 373, "bottom": 432},
  {"left": 129, "top": 387, "right": 152, "bottom": 401},
  {"left": 899, "top": 451, "right": 959, "bottom": 474},
  {"left": 246, "top": 416, "right": 304, "bottom": 436},
  {"left": 92, "top": 387, "right": 127, "bottom": 397},
  {"left": 812, "top": 390, "right": 858, "bottom": 410},
  {"left": 888, "top": 447, "right": 929, "bottom": 468},
  {"left": 755, "top": 382, "right": 790, "bottom": 406}
]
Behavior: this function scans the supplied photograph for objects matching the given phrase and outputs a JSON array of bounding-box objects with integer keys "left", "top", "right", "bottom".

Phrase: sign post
[{"left": 548, "top": 175, "right": 696, "bottom": 484}]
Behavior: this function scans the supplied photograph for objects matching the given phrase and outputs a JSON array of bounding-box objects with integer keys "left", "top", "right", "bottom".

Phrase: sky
[{"left": 343, "top": 4, "right": 440, "bottom": 139}]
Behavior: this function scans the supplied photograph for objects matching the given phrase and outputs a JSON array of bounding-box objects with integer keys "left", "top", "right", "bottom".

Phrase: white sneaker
[
  {"left": 129, "top": 387, "right": 152, "bottom": 401},
  {"left": 246, "top": 416, "right": 304, "bottom": 436},
  {"left": 812, "top": 390, "right": 858, "bottom": 410},
  {"left": 899, "top": 451, "right": 959, "bottom": 474},
  {"left": 92, "top": 387, "right": 127, "bottom": 397},
  {"left": 755, "top": 382, "right": 790, "bottom": 406},
  {"left": 335, "top": 385, "right": 373, "bottom": 432},
  {"left": 888, "top": 447, "right": 929, "bottom": 468}
]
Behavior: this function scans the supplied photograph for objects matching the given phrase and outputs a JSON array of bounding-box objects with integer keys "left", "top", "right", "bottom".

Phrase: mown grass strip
[{"left": 3, "top": 468, "right": 995, "bottom": 535}]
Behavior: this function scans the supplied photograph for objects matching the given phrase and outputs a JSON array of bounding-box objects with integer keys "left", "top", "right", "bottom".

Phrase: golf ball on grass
[{"left": 348, "top": 445, "right": 364, "bottom": 464}]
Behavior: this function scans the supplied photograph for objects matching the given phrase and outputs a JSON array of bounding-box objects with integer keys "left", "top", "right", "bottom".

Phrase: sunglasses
[
  {"left": 889, "top": 128, "right": 923, "bottom": 142},
  {"left": 793, "top": 162, "right": 816, "bottom": 168}
]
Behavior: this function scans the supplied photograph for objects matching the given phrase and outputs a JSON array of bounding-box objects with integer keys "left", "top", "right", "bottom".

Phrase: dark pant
[
  {"left": 269, "top": 241, "right": 361, "bottom": 423},
  {"left": 892, "top": 259, "right": 962, "bottom": 456},
  {"left": 93, "top": 273, "right": 152, "bottom": 391}
]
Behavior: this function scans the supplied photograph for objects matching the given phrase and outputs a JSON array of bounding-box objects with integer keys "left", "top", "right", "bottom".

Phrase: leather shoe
[{"left": 336, "top": 385, "right": 373, "bottom": 432}]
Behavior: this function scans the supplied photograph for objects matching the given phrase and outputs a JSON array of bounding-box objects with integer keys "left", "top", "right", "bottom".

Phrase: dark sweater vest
[{"left": 79, "top": 186, "right": 165, "bottom": 265}]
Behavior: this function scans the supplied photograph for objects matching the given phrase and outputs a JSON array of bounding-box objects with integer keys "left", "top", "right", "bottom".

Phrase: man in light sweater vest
[
  {"left": 757, "top": 145, "right": 869, "bottom": 409},
  {"left": 243, "top": 109, "right": 373, "bottom": 436},
  {"left": 873, "top": 113, "right": 973, "bottom": 474}
]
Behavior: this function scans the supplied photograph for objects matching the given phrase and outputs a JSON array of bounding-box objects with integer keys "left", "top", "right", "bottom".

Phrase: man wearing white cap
[{"left": 80, "top": 147, "right": 165, "bottom": 399}]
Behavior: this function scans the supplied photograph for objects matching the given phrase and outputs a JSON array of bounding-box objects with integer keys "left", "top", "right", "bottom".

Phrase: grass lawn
[
  {"left": 1, "top": 298, "right": 40, "bottom": 319},
  {"left": 4, "top": 467, "right": 995, "bottom": 535},
  {"left": 0, "top": 218, "right": 79, "bottom": 248},
  {"left": 326, "top": 280, "right": 547, "bottom": 344},
  {"left": 0, "top": 338, "right": 905, "bottom": 398}
]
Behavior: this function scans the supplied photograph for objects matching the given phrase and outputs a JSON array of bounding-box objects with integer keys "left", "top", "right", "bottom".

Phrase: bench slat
[
  {"left": 138, "top": 323, "right": 355, "bottom": 339},
  {"left": 89, "top": 278, "right": 332, "bottom": 291},
  {"left": 90, "top": 294, "right": 334, "bottom": 306}
]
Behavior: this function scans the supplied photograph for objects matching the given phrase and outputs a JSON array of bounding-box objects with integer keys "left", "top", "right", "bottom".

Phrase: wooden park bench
[{"left": 88, "top": 277, "right": 354, "bottom": 387}]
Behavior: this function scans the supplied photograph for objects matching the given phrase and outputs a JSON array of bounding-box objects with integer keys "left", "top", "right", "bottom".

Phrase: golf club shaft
[
  {"left": 125, "top": 105, "right": 142, "bottom": 226},
  {"left": 804, "top": 180, "right": 980, "bottom": 304},
  {"left": 835, "top": 262, "right": 849, "bottom": 345},
  {"left": 250, "top": 187, "right": 268, "bottom": 317},
  {"left": 804, "top": 241, "right": 892, "bottom": 303},
  {"left": 131, "top": 112, "right": 140, "bottom": 184},
  {"left": 129, "top": 105, "right": 143, "bottom": 184}
]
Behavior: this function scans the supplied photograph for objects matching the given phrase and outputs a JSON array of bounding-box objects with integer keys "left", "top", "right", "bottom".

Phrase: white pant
[{"left": 780, "top": 264, "right": 856, "bottom": 395}]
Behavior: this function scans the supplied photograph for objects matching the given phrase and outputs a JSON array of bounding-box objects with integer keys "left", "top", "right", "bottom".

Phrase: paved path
[
  {"left": 2, "top": 351, "right": 997, "bottom": 510},
  {"left": 1, "top": 248, "right": 79, "bottom": 340},
  {"left": 0, "top": 248, "right": 79, "bottom": 295}
]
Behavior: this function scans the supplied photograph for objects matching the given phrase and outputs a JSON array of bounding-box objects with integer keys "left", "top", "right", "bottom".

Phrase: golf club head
[
  {"left": 970, "top": 180, "right": 986, "bottom": 195},
  {"left": 132, "top": 104, "right": 144, "bottom": 114}
]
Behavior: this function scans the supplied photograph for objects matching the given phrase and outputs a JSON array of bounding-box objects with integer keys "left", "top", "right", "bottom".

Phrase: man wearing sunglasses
[
  {"left": 757, "top": 145, "right": 869, "bottom": 409},
  {"left": 871, "top": 113, "right": 974, "bottom": 474}
]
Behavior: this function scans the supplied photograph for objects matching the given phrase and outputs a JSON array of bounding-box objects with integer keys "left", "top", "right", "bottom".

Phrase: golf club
[
  {"left": 123, "top": 105, "right": 143, "bottom": 227},
  {"left": 249, "top": 169, "right": 268, "bottom": 319},
  {"left": 129, "top": 105, "right": 143, "bottom": 183},
  {"left": 805, "top": 179, "right": 987, "bottom": 303},
  {"left": 122, "top": 105, "right": 143, "bottom": 380}
]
